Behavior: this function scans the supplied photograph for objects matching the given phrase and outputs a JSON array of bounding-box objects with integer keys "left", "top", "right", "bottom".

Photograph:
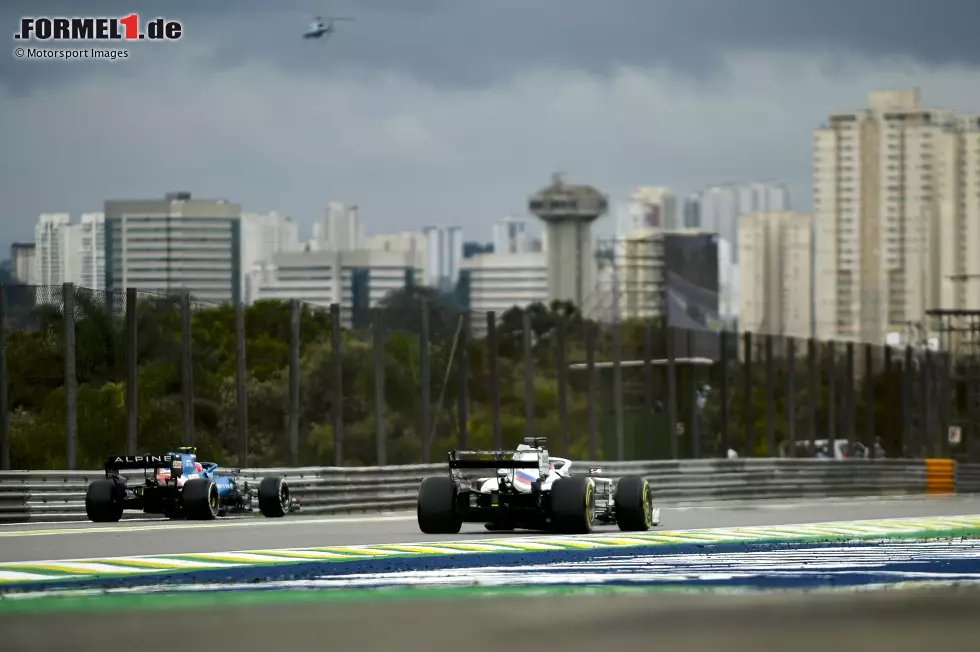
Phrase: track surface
[
  {"left": 4, "top": 584, "right": 980, "bottom": 652},
  {"left": 2, "top": 495, "right": 979, "bottom": 563}
]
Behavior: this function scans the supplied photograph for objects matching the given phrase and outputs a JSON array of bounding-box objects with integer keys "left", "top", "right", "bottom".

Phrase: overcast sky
[{"left": 2, "top": 0, "right": 979, "bottom": 251}]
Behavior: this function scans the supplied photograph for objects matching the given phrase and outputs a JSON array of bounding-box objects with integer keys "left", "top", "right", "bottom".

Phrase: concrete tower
[{"left": 528, "top": 172, "right": 608, "bottom": 309}]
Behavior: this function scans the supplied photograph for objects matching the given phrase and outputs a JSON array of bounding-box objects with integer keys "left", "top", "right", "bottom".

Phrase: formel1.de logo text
[{"left": 13, "top": 15, "right": 182, "bottom": 42}]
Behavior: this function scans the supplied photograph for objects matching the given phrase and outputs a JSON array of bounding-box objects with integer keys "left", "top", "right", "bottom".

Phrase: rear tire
[
  {"left": 417, "top": 476, "right": 461, "bottom": 534},
  {"left": 550, "top": 476, "right": 596, "bottom": 534},
  {"left": 258, "top": 476, "right": 290, "bottom": 518},
  {"left": 614, "top": 475, "right": 653, "bottom": 531},
  {"left": 182, "top": 478, "right": 219, "bottom": 520},
  {"left": 85, "top": 479, "right": 124, "bottom": 523}
]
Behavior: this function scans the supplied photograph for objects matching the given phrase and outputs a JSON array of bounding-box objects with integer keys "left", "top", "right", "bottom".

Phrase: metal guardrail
[{"left": 0, "top": 459, "right": 978, "bottom": 524}]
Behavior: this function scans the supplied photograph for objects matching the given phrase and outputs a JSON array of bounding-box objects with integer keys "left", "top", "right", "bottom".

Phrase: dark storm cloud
[{"left": 2, "top": 0, "right": 978, "bottom": 94}]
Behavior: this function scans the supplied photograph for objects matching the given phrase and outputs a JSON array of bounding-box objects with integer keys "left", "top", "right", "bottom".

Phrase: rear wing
[
  {"left": 104, "top": 454, "right": 182, "bottom": 476},
  {"left": 448, "top": 450, "right": 541, "bottom": 469}
]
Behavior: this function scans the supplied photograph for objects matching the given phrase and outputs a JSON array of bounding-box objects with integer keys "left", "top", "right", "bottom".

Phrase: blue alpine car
[{"left": 85, "top": 447, "right": 298, "bottom": 522}]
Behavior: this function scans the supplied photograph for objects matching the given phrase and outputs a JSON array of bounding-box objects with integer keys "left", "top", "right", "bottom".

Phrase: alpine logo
[{"left": 113, "top": 455, "right": 173, "bottom": 464}]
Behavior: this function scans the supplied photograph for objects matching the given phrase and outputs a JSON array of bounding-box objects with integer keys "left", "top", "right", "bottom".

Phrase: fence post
[
  {"left": 0, "top": 285, "right": 8, "bottom": 470},
  {"left": 330, "top": 303, "right": 343, "bottom": 466},
  {"left": 827, "top": 342, "right": 837, "bottom": 443},
  {"left": 865, "top": 342, "right": 875, "bottom": 458},
  {"left": 371, "top": 307, "right": 387, "bottom": 466},
  {"left": 234, "top": 300, "right": 249, "bottom": 467},
  {"left": 180, "top": 292, "right": 195, "bottom": 447},
  {"left": 743, "top": 331, "right": 753, "bottom": 458},
  {"left": 765, "top": 334, "right": 775, "bottom": 456},
  {"left": 420, "top": 300, "right": 431, "bottom": 463},
  {"left": 63, "top": 283, "right": 78, "bottom": 469},
  {"left": 585, "top": 321, "right": 597, "bottom": 459},
  {"left": 688, "top": 329, "right": 700, "bottom": 458},
  {"left": 613, "top": 319, "right": 625, "bottom": 461},
  {"left": 289, "top": 299, "right": 301, "bottom": 467},
  {"left": 556, "top": 317, "right": 568, "bottom": 457},
  {"left": 457, "top": 312, "right": 469, "bottom": 450},
  {"left": 522, "top": 309, "right": 535, "bottom": 440},
  {"left": 487, "top": 311, "right": 501, "bottom": 450},
  {"left": 845, "top": 341, "right": 855, "bottom": 456},
  {"left": 903, "top": 345, "right": 913, "bottom": 456},
  {"left": 787, "top": 337, "right": 796, "bottom": 457},
  {"left": 124, "top": 288, "right": 138, "bottom": 456},
  {"left": 644, "top": 322, "right": 655, "bottom": 458},
  {"left": 720, "top": 329, "right": 729, "bottom": 457},
  {"left": 667, "top": 328, "right": 678, "bottom": 459},
  {"left": 922, "top": 348, "right": 932, "bottom": 457},
  {"left": 807, "top": 338, "right": 817, "bottom": 446}
]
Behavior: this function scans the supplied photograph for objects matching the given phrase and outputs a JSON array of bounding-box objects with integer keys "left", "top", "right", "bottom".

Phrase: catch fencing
[
  {"left": 2, "top": 283, "right": 978, "bottom": 472},
  {"left": 1, "top": 458, "right": 978, "bottom": 524}
]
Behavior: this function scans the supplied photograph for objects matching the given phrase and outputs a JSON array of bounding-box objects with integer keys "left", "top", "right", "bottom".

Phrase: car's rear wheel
[
  {"left": 614, "top": 475, "right": 653, "bottom": 531},
  {"left": 182, "top": 478, "right": 219, "bottom": 520},
  {"left": 550, "top": 476, "right": 596, "bottom": 534},
  {"left": 85, "top": 479, "right": 124, "bottom": 523},
  {"left": 417, "top": 476, "right": 461, "bottom": 534}
]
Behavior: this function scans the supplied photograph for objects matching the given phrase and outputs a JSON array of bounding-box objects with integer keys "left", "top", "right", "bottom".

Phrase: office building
[
  {"left": 250, "top": 248, "right": 425, "bottom": 328},
  {"left": 9, "top": 242, "right": 38, "bottom": 284},
  {"left": 529, "top": 173, "right": 608, "bottom": 313},
  {"left": 738, "top": 212, "right": 813, "bottom": 338},
  {"left": 457, "top": 252, "right": 548, "bottom": 334},
  {"left": 104, "top": 192, "right": 242, "bottom": 304},
  {"left": 813, "top": 89, "right": 980, "bottom": 344}
]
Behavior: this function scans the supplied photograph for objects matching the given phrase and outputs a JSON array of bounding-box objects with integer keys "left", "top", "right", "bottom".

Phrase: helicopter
[{"left": 303, "top": 15, "right": 355, "bottom": 39}]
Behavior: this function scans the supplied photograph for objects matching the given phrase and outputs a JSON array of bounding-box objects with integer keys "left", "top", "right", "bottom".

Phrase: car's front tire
[
  {"left": 614, "top": 475, "right": 654, "bottom": 531},
  {"left": 258, "top": 476, "right": 290, "bottom": 518}
]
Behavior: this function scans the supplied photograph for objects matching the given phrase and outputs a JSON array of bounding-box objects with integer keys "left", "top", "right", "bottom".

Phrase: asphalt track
[
  {"left": 4, "top": 584, "right": 980, "bottom": 652},
  {"left": 2, "top": 494, "right": 979, "bottom": 563}
]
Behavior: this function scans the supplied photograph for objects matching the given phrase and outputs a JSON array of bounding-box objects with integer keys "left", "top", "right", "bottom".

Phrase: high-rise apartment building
[
  {"left": 422, "top": 226, "right": 463, "bottom": 291},
  {"left": 241, "top": 211, "right": 300, "bottom": 303},
  {"left": 813, "top": 89, "right": 980, "bottom": 344},
  {"left": 699, "top": 182, "right": 791, "bottom": 263},
  {"left": 311, "top": 202, "right": 363, "bottom": 252},
  {"left": 619, "top": 187, "right": 677, "bottom": 235},
  {"left": 9, "top": 242, "right": 38, "bottom": 284},
  {"left": 738, "top": 212, "right": 813, "bottom": 338},
  {"left": 104, "top": 192, "right": 242, "bottom": 304},
  {"left": 682, "top": 192, "right": 702, "bottom": 228},
  {"left": 35, "top": 213, "right": 71, "bottom": 286},
  {"left": 492, "top": 216, "right": 530, "bottom": 254},
  {"left": 77, "top": 213, "right": 106, "bottom": 290}
]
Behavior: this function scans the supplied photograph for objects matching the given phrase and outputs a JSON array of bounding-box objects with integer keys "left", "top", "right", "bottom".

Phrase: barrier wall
[{"left": 0, "top": 458, "right": 977, "bottom": 524}]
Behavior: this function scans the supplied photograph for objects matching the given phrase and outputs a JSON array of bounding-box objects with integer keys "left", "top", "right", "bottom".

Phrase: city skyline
[{"left": 2, "top": 2, "right": 978, "bottom": 254}]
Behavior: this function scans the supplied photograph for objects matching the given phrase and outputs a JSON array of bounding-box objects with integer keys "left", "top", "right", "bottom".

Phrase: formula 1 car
[
  {"left": 416, "top": 438, "right": 660, "bottom": 535},
  {"left": 84, "top": 447, "right": 299, "bottom": 523}
]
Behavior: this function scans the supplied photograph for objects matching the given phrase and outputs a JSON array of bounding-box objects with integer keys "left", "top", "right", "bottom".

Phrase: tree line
[{"left": 1, "top": 283, "right": 960, "bottom": 470}]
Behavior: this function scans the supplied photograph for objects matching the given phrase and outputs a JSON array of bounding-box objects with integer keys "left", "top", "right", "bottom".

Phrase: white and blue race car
[{"left": 417, "top": 437, "right": 660, "bottom": 535}]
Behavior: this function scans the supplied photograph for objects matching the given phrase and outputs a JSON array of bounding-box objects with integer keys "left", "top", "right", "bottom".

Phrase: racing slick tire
[
  {"left": 85, "top": 479, "right": 124, "bottom": 523},
  {"left": 258, "top": 476, "right": 290, "bottom": 518},
  {"left": 550, "top": 476, "right": 596, "bottom": 535},
  {"left": 613, "top": 475, "right": 654, "bottom": 531},
  {"left": 417, "top": 476, "right": 462, "bottom": 534},
  {"left": 182, "top": 478, "right": 219, "bottom": 520}
]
